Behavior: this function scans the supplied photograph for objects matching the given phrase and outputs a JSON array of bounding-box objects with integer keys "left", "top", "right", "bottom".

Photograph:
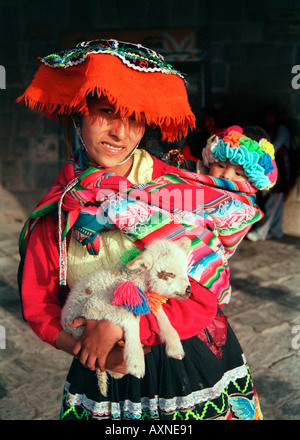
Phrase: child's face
[{"left": 209, "top": 160, "right": 249, "bottom": 183}]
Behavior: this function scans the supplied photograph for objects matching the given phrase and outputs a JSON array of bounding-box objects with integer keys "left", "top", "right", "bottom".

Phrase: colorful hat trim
[
  {"left": 202, "top": 127, "right": 277, "bottom": 190},
  {"left": 16, "top": 39, "right": 195, "bottom": 142}
]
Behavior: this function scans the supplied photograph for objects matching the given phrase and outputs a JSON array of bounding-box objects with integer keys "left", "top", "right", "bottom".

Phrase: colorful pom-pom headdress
[
  {"left": 16, "top": 39, "right": 195, "bottom": 142},
  {"left": 202, "top": 125, "right": 278, "bottom": 190}
]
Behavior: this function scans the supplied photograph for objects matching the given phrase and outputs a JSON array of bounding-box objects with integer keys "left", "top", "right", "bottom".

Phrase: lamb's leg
[
  {"left": 96, "top": 368, "right": 126, "bottom": 397},
  {"left": 122, "top": 316, "right": 145, "bottom": 379},
  {"left": 154, "top": 307, "right": 185, "bottom": 359},
  {"left": 96, "top": 369, "right": 109, "bottom": 397},
  {"left": 83, "top": 302, "right": 145, "bottom": 380}
]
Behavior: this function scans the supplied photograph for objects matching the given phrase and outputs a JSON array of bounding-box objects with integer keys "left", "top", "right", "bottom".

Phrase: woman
[{"left": 17, "top": 39, "right": 263, "bottom": 420}]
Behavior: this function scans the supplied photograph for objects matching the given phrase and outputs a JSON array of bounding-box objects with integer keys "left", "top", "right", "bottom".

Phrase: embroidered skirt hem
[{"left": 60, "top": 325, "right": 263, "bottom": 420}]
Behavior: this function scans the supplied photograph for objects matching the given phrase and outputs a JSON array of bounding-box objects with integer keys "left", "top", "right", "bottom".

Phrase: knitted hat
[
  {"left": 202, "top": 125, "right": 277, "bottom": 190},
  {"left": 16, "top": 39, "right": 195, "bottom": 142}
]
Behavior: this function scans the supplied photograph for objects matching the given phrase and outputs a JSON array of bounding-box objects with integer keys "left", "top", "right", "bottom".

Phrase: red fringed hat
[{"left": 17, "top": 39, "right": 196, "bottom": 142}]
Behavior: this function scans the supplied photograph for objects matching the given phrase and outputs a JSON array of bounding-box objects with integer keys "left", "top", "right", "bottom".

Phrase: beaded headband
[
  {"left": 202, "top": 126, "right": 277, "bottom": 190},
  {"left": 17, "top": 39, "right": 195, "bottom": 142}
]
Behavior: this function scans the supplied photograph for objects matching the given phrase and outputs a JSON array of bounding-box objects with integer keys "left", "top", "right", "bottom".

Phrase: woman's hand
[
  {"left": 56, "top": 318, "right": 151, "bottom": 375},
  {"left": 70, "top": 318, "right": 125, "bottom": 372}
]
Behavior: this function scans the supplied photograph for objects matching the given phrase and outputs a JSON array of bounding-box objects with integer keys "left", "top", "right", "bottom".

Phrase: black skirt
[{"left": 60, "top": 320, "right": 263, "bottom": 420}]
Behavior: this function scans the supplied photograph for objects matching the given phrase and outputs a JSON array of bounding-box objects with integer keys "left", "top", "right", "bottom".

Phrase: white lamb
[{"left": 61, "top": 237, "right": 191, "bottom": 396}]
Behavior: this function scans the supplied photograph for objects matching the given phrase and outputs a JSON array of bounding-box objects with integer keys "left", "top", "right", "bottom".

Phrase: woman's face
[{"left": 81, "top": 95, "right": 146, "bottom": 171}]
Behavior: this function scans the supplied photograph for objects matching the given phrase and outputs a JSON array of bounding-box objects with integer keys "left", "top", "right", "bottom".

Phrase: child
[
  {"left": 173, "top": 124, "right": 278, "bottom": 304},
  {"left": 198, "top": 125, "right": 277, "bottom": 191}
]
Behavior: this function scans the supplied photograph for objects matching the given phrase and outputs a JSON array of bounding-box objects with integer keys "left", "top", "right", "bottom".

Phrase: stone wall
[
  {"left": 209, "top": 0, "right": 300, "bottom": 130},
  {"left": 0, "top": 0, "right": 300, "bottom": 234},
  {"left": 208, "top": 0, "right": 300, "bottom": 237},
  {"left": 0, "top": 0, "right": 208, "bottom": 218}
]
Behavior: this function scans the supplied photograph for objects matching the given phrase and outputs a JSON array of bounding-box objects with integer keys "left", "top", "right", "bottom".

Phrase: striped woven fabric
[{"left": 19, "top": 148, "right": 263, "bottom": 306}]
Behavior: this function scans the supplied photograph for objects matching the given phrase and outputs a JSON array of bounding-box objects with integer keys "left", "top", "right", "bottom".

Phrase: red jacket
[{"left": 20, "top": 155, "right": 218, "bottom": 348}]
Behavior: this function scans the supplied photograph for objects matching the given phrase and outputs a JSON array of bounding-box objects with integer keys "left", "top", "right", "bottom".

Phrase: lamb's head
[{"left": 126, "top": 237, "right": 191, "bottom": 300}]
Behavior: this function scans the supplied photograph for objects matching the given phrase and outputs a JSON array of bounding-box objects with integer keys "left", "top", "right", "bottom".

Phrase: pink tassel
[
  {"left": 113, "top": 281, "right": 142, "bottom": 306},
  {"left": 113, "top": 281, "right": 150, "bottom": 316}
]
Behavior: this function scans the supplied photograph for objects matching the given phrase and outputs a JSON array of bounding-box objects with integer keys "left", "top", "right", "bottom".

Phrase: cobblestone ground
[
  {"left": 226, "top": 235, "right": 300, "bottom": 420},
  {"left": 0, "top": 222, "right": 299, "bottom": 420}
]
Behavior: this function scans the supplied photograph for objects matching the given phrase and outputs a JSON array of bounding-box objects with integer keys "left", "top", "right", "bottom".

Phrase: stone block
[
  {"left": 2, "top": 160, "right": 22, "bottom": 190},
  {"left": 276, "top": 44, "right": 296, "bottom": 65},
  {"left": 169, "top": 0, "right": 204, "bottom": 27},
  {"left": 16, "top": 111, "right": 42, "bottom": 138},
  {"left": 229, "top": 64, "right": 258, "bottom": 89},
  {"left": 243, "top": 22, "right": 264, "bottom": 42},
  {"left": 242, "top": 322, "right": 293, "bottom": 371},
  {"left": 253, "top": 368, "right": 298, "bottom": 419},
  {"left": 210, "top": 0, "right": 243, "bottom": 22},
  {"left": 20, "top": 160, "right": 34, "bottom": 189},
  {"left": 33, "top": 162, "right": 59, "bottom": 190},
  {"left": 10, "top": 138, "right": 30, "bottom": 160},
  {"left": 224, "top": 42, "right": 276, "bottom": 65},
  {"left": 211, "top": 23, "right": 242, "bottom": 43},
  {"left": 271, "top": 354, "right": 300, "bottom": 386},
  {"left": 211, "top": 62, "right": 229, "bottom": 89},
  {"left": 29, "top": 136, "right": 59, "bottom": 162},
  {"left": 280, "top": 394, "right": 300, "bottom": 420},
  {"left": 0, "top": 136, "right": 14, "bottom": 160},
  {"left": 283, "top": 178, "right": 300, "bottom": 237},
  {"left": 255, "top": 64, "right": 292, "bottom": 89}
]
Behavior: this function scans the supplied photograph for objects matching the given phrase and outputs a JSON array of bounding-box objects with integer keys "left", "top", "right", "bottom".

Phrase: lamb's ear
[
  {"left": 127, "top": 253, "right": 154, "bottom": 271},
  {"left": 176, "top": 237, "right": 192, "bottom": 251}
]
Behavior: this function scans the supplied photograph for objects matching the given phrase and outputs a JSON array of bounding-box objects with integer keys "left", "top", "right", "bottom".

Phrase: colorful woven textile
[{"left": 19, "top": 148, "right": 262, "bottom": 306}]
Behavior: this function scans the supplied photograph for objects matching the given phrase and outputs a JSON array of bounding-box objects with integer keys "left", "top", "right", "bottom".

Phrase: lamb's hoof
[
  {"left": 171, "top": 353, "right": 185, "bottom": 360},
  {"left": 109, "top": 371, "right": 124, "bottom": 380},
  {"left": 166, "top": 344, "right": 185, "bottom": 360}
]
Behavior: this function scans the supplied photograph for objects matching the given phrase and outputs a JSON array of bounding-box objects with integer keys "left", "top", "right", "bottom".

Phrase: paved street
[{"left": 0, "top": 220, "right": 299, "bottom": 420}]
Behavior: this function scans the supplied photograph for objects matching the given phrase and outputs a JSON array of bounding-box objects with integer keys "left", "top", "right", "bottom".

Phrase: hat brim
[{"left": 17, "top": 54, "right": 195, "bottom": 142}]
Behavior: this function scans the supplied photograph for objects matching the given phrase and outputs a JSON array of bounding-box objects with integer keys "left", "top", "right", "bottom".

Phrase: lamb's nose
[{"left": 186, "top": 285, "right": 191, "bottom": 295}]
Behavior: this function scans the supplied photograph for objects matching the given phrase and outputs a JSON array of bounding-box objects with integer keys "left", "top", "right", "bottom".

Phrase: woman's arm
[
  {"left": 20, "top": 212, "right": 217, "bottom": 370},
  {"left": 21, "top": 218, "right": 145, "bottom": 373},
  {"left": 20, "top": 214, "right": 66, "bottom": 347},
  {"left": 54, "top": 329, "right": 77, "bottom": 355},
  {"left": 21, "top": 215, "right": 128, "bottom": 371},
  {"left": 139, "top": 280, "right": 218, "bottom": 346}
]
